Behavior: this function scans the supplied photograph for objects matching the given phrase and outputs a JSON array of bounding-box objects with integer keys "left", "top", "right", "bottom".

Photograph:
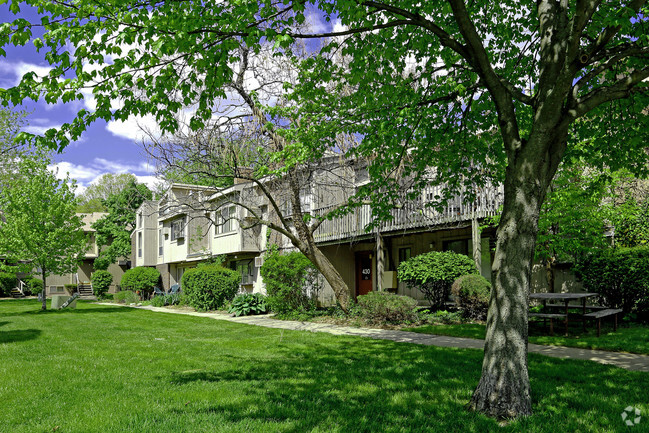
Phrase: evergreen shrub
[
  {"left": 398, "top": 251, "right": 478, "bottom": 310},
  {"left": 260, "top": 247, "right": 320, "bottom": 314},
  {"left": 181, "top": 265, "right": 240, "bottom": 311},
  {"left": 451, "top": 274, "right": 491, "bottom": 320}
]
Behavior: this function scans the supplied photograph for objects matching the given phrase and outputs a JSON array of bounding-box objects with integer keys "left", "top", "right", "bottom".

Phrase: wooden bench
[
  {"left": 583, "top": 309, "right": 623, "bottom": 337},
  {"left": 544, "top": 303, "right": 608, "bottom": 311},
  {"left": 529, "top": 313, "right": 567, "bottom": 335}
]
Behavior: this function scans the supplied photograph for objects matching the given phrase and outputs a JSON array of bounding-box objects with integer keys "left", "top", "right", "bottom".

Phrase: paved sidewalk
[{"left": 113, "top": 303, "right": 649, "bottom": 372}]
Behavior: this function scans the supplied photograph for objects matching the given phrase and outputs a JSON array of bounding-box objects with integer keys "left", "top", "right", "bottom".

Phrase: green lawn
[
  {"left": 405, "top": 320, "right": 649, "bottom": 355},
  {"left": 1, "top": 299, "right": 648, "bottom": 432}
]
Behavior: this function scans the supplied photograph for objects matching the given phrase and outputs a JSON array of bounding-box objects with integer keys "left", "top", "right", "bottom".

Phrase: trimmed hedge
[
  {"left": 28, "top": 278, "right": 44, "bottom": 295},
  {"left": 451, "top": 274, "right": 491, "bottom": 321},
  {"left": 398, "top": 251, "right": 478, "bottom": 310},
  {"left": 356, "top": 291, "right": 418, "bottom": 324},
  {"left": 577, "top": 247, "right": 649, "bottom": 322},
  {"left": 120, "top": 267, "right": 160, "bottom": 295},
  {"left": 0, "top": 272, "right": 17, "bottom": 297},
  {"left": 91, "top": 270, "right": 113, "bottom": 299},
  {"left": 181, "top": 265, "right": 240, "bottom": 311},
  {"left": 260, "top": 248, "right": 320, "bottom": 314}
]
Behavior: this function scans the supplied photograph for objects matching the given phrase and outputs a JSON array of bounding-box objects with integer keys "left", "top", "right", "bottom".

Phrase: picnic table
[{"left": 529, "top": 292, "right": 598, "bottom": 335}]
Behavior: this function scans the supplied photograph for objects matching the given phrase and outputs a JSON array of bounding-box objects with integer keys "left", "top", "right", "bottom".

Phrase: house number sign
[{"left": 362, "top": 268, "right": 371, "bottom": 280}]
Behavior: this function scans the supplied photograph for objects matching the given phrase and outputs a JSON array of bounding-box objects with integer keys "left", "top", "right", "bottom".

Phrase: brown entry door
[{"left": 355, "top": 252, "right": 373, "bottom": 297}]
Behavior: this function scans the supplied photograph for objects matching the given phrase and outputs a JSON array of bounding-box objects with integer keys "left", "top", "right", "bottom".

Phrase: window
[
  {"left": 138, "top": 232, "right": 142, "bottom": 258},
  {"left": 215, "top": 206, "right": 236, "bottom": 234},
  {"left": 171, "top": 217, "right": 186, "bottom": 241},
  {"left": 232, "top": 259, "right": 254, "bottom": 284},
  {"left": 398, "top": 247, "right": 411, "bottom": 263},
  {"left": 158, "top": 226, "right": 163, "bottom": 256},
  {"left": 443, "top": 239, "right": 469, "bottom": 255}
]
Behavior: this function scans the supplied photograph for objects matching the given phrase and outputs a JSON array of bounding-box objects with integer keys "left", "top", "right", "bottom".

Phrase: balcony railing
[{"left": 313, "top": 184, "right": 503, "bottom": 243}]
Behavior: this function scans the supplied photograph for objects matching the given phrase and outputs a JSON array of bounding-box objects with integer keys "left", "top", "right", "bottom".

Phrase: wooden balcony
[{"left": 313, "top": 185, "right": 503, "bottom": 243}]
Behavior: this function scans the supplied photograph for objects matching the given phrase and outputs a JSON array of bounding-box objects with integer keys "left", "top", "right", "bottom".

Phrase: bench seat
[
  {"left": 529, "top": 312, "right": 567, "bottom": 335},
  {"left": 583, "top": 308, "right": 623, "bottom": 336}
]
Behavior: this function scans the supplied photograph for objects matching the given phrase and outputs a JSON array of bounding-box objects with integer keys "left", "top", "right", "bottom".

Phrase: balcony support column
[
  {"left": 472, "top": 216, "right": 482, "bottom": 272},
  {"left": 376, "top": 228, "right": 384, "bottom": 291}
]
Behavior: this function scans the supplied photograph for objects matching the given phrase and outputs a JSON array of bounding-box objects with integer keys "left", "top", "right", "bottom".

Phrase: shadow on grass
[
  {"left": 164, "top": 337, "right": 645, "bottom": 432},
  {"left": 0, "top": 328, "right": 41, "bottom": 343},
  {"left": 0, "top": 305, "right": 136, "bottom": 318}
]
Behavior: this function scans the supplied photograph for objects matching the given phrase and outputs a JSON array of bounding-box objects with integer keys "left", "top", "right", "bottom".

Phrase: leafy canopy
[
  {"left": 0, "top": 151, "right": 87, "bottom": 284},
  {"left": 92, "top": 179, "right": 152, "bottom": 269}
]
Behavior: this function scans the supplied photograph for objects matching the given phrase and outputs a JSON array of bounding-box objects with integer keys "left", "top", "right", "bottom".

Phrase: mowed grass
[
  {"left": 405, "top": 321, "right": 649, "bottom": 355},
  {"left": 1, "top": 300, "right": 648, "bottom": 432}
]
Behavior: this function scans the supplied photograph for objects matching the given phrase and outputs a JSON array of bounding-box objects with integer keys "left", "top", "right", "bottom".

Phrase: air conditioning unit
[{"left": 254, "top": 256, "right": 264, "bottom": 268}]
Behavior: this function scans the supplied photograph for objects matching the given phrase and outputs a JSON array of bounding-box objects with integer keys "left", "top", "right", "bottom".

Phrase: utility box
[
  {"left": 52, "top": 295, "right": 77, "bottom": 309},
  {"left": 382, "top": 271, "right": 398, "bottom": 290}
]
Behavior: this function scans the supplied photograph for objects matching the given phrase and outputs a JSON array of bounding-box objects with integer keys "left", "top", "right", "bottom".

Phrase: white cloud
[
  {"left": 50, "top": 158, "right": 162, "bottom": 196},
  {"left": 105, "top": 114, "right": 161, "bottom": 142},
  {"left": 22, "top": 124, "right": 62, "bottom": 136},
  {"left": 0, "top": 60, "right": 53, "bottom": 86},
  {"left": 305, "top": 10, "right": 329, "bottom": 34},
  {"left": 48, "top": 161, "right": 102, "bottom": 184},
  {"left": 93, "top": 158, "right": 155, "bottom": 174}
]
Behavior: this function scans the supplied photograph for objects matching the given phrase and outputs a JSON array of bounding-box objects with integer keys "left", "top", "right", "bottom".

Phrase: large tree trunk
[
  {"left": 307, "top": 246, "right": 351, "bottom": 312},
  {"left": 468, "top": 168, "right": 547, "bottom": 418}
]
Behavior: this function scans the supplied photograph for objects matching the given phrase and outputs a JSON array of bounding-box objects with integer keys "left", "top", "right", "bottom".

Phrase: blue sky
[{"left": 0, "top": 3, "right": 339, "bottom": 195}]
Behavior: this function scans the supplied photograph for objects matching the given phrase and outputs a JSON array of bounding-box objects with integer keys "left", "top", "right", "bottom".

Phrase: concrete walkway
[{"left": 113, "top": 303, "right": 649, "bottom": 372}]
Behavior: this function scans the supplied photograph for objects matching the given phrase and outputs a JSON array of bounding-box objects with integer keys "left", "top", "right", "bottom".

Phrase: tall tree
[
  {"left": 77, "top": 173, "right": 140, "bottom": 213},
  {"left": 92, "top": 180, "right": 152, "bottom": 270},
  {"left": 1, "top": 0, "right": 648, "bottom": 418},
  {"left": 0, "top": 151, "right": 87, "bottom": 310},
  {"left": 146, "top": 44, "right": 360, "bottom": 312},
  {"left": 0, "top": 108, "right": 26, "bottom": 189}
]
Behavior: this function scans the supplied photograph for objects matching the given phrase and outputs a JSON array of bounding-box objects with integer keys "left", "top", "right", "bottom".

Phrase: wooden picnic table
[{"left": 529, "top": 292, "right": 599, "bottom": 335}]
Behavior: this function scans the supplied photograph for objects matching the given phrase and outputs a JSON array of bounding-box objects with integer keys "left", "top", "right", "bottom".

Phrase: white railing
[
  {"left": 17, "top": 279, "right": 27, "bottom": 296},
  {"left": 313, "top": 184, "right": 503, "bottom": 243}
]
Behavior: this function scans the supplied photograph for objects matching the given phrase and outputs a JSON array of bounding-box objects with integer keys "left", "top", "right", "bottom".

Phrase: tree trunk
[
  {"left": 468, "top": 171, "right": 545, "bottom": 418},
  {"left": 546, "top": 259, "right": 555, "bottom": 293},
  {"left": 41, "top": 269, "right": 47, "bottom": 311},
  {"left": 308, "top": 247, "right": 350, "bottom": 312}
]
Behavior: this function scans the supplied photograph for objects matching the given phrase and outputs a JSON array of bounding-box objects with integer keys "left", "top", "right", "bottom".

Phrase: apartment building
[
  {"left": 46, "top": 212, "right": 128, "bottom": 296},
  {"left": 133, "top": 165, "right": 504, "bottom": 305}
]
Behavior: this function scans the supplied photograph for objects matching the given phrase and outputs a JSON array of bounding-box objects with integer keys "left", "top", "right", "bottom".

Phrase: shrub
[
  {"left": 356, "top": 291, "right": 418, "bottom": 324},
  {"left": 229, "top": 293, "right": 268, "bottom": 317},
  {"left": 398, "top": 251, "right": 478, "bottom": 310},
  {"left": 64, "top": 284, "right": 78, "bottom": 296},
  {"left": 150, "top": 295, "right": 166, "bottom": 307},
  {"left": 91, "top": 270, "right": 113, "bottom": 299},
  {"left": 425, "top": 310, "right": 464, "bottom": 324},
  {"left": 28, "top": 278, "right": 44, "bottom": 295},
  {"left": 181, "top": 265, "right": 240, "bottom": 311},
  {"left": 0, "top": 272, "right": 17, "bottom": 297},
  {"left": 150, "top": 293, "right": 182, "bottom": 307},
  {"left": 451, "top": 274, "right": 492, "bottom": 321},
  {"left": 120, "top": 267, "right": 160, "bottom": 297},
  {"left": 114, "top": 290, "right": 139, "bottom": 304},
  {"left": 260, "top": 247, "right": 320, "bottom": 314},
  {"left": 577, "top": 247, "right": 649, "bottom": 322}
]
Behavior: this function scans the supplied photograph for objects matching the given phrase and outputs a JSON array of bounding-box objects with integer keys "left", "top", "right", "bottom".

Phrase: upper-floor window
[
  {"left": 170, "top": 217, "right": 186, "bottom": 241},
  {"left": 215, "top": 206, "right": 236, "bottom": 235},
  {"left": 158, "top": 224, "right": 163, "bottom": 256},
  {"left": 138, "top": 232, "right": 143, "bottom": 258}
]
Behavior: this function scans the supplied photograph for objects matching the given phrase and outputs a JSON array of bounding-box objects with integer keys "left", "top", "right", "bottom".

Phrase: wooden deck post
[
  {"left": 471, "top": 216, "right": 481, "bottom": 271},
  {"left": 376, "top": 229, "right": 384, "bottom": 292}
]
